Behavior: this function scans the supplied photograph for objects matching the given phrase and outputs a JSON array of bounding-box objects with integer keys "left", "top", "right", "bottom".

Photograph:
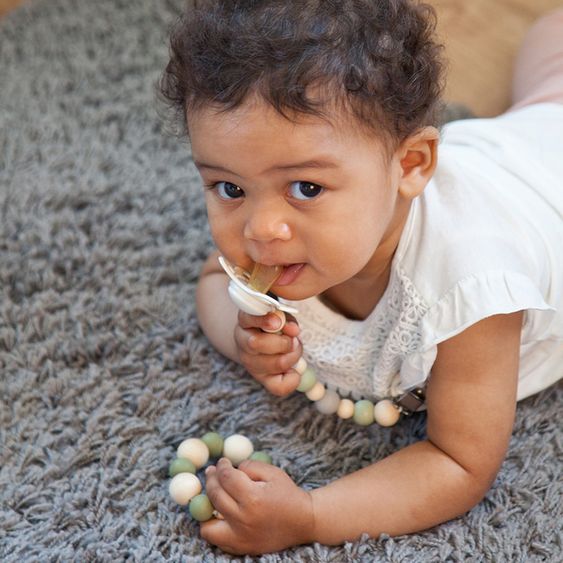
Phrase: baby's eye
[
  {"left": 289, "top": 181, "right": 324, "bottom": 201},
  {"left": 215, "top": 181, "right": 244, "bottom": 200}
]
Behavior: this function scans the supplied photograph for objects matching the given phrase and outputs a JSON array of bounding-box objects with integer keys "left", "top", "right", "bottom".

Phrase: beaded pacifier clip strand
[
  {"left": 219, "top": 256, "right": 425, "bottom": 426},
  {"left": 168, "top": 432, "right": 272, "bottom": 521}
]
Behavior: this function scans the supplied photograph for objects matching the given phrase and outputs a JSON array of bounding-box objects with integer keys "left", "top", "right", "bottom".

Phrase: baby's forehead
[
  {"left": 187, "top": 94, "right": 387, "bottom": 148},
  {"left": 188, "top": 97, "right": 396, "bottom": 181}
]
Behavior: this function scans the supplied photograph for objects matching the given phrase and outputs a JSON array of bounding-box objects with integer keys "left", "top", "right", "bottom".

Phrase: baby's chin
[{"left": 272, "top": 283, "right": 319, "bottom": 304}]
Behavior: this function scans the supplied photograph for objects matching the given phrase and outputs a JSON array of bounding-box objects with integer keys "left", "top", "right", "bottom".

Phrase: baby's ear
[{"left": 397, "top": 126, "right": 439, "bottom": 199}]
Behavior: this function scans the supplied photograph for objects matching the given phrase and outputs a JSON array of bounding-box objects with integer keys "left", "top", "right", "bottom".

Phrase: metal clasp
[{"left": 393, "top": 387, "right": 426, "bottom": 416}]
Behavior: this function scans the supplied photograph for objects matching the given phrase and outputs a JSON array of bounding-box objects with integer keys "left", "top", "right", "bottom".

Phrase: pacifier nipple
[{"left": 248, "top": 263, "right": 282, "bottom": 294}]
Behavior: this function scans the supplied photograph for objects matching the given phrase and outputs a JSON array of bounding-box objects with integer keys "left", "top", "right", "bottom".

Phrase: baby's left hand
[{"left": 201, "top": 458, "right": 314, "bottom": 555}]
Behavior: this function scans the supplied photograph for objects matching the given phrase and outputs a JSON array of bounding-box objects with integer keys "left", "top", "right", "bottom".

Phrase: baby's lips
[{"left": 248, "top": 263, "right": 283, "bottom": 293}]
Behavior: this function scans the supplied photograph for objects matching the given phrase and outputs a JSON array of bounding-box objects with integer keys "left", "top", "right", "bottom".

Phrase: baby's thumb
[
  {"left": 261, "top": 309, "right": 286, "bottom": 334},
  {"left": 281, "top": 312, "right": 300, "bottom": 337},
  {"left": 238, "top": 309, "right": 285, "bottom": 333}
]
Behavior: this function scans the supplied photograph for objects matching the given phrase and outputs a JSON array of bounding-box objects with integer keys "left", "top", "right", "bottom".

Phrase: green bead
[
  {"left": 169, "top": 457, "right": 196, "bottom": 477},
  {"left": 297, "top": 367, "right": 317, "bottom": 392},
  {"left": 201, "top": 432, "right": 224, "bottom": 458},
  {"left": 353, "top": 400, "right": 375, "bottom": 426},
  {"left": 189, "top": 494, "right": 215, "bottom": 522},
  {"left": 250, "top": 451, "right": 273, "bottom": 464}
]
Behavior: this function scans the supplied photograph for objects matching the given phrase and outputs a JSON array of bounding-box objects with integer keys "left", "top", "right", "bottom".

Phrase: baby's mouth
[
  {"left": 247, "top": 262, "right": 306, "bottom": 291},
  {"left": 273, "top": 263, "right": 306, "bottom": 287}
]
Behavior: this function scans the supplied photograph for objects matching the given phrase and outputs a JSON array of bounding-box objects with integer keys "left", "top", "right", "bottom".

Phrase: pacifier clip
[{"left": 218, "top": 257, "right": 425, "bottom": 427}]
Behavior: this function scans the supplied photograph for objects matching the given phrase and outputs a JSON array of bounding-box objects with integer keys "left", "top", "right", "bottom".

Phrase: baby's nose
[{"left": 243, "top": 209, "right": 291, "bottom": 242}]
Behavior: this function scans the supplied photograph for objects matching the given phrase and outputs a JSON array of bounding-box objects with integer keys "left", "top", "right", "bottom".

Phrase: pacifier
[{"left": 218, "top": 256, "right": 298, "bottom": 317}]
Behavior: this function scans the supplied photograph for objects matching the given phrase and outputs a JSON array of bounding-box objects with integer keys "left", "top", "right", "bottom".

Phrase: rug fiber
[{"left": 0, "top": 1, "right": 561, "bottom": 561}]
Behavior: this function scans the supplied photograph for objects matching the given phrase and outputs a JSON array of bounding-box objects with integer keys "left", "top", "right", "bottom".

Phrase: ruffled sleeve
[{"left": 399, "top": 270, "right": 556, "bottom": 391}]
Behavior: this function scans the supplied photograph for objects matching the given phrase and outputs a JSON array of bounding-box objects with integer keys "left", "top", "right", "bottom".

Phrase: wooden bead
[
  {"left": 177, "top": 438, "right": 209, "bottom": 469},
  {"left": 337, "top": 398, "right": 355, "bottom": 419},
  {"left": 353, "top": 400, "right": 375, "bottom": 426},
  {"left": 223, "top": 434, "right": 254, "bottom": 466},
  {"left": 315, "top": 389, "right": 341, "bottom": 415},
  {"left": 169, "top": 472, "right": 202, "bottom": 505},
  {"left": 305, "top": 381, "right": 326, "bottom": 401},
  {"left": 374, "top": 399, "right": 401, "bottom": 427},
  {"left": 293, "top": 357, "right": 308, "bottom": 375}
]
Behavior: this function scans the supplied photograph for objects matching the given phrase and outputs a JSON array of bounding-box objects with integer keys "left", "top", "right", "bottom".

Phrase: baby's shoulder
[
  {"left": 398, "top": 174, "right": 530, "bottom": 303},
  {"left": 393, "top": 148, "right": 560, "bottom": 345}
]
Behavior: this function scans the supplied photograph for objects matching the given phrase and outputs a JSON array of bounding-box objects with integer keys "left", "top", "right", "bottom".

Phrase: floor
[{"left": 1, "top": 0, "right": 562, "bottom": 116}]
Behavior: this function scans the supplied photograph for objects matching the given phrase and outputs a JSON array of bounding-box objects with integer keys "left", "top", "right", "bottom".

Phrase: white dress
[{"left": 282, "top": 103, "right": 563, "bottom": 402}]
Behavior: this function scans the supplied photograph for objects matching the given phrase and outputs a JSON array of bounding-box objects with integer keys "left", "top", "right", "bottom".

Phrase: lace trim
[{"left": 284, "top": 264, "right": 429, "bottom": 401}]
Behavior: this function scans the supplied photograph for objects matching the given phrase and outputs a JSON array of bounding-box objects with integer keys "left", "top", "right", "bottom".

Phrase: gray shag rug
[{"left": 0, "top": 0, "right": 561, "bottom": 561}]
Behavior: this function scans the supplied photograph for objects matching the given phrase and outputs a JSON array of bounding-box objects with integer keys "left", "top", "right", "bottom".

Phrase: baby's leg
[{"left": 509, "top": 9, "right": 563, "bottom": 111}]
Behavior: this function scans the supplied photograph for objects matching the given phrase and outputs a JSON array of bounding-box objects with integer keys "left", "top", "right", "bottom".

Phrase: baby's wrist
[
  {"left": 307, "top": 486, "right": 346, "bottom": 546},
  {"left": 297, "top": 489, "right": 318, "bottom": 546}
]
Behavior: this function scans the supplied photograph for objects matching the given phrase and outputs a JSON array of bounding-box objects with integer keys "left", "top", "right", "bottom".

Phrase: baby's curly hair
[{"left": 160, "top": 0, "right": 445, "bottom": 147}]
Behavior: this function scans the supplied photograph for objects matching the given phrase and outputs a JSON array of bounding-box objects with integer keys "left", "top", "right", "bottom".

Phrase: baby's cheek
[{"left": 209, "top": 222, "right": 242, "bottom": 256}]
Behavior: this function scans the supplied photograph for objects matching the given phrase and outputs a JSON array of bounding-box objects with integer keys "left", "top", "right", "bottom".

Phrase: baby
[{"left": 160, "top": 0, "right": 563, "bottom": 555}]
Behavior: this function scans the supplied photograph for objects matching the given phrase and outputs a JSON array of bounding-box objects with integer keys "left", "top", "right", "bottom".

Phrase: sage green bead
[
  {"left": 201, "top": 432, "right": 224, "bottom": 458},
  {"left": 189, "top": 494, "right": 215, "bottom": 522},
  {"left": 353, "top": 400, "right": 375, "bottom": 426},
  {"left": 297, "top": 367, "right": 317, "bottom": 392},
  {"left": 169, "top": 457, "right": 196, "bottom": 477},
  {"left": 250, "top": 451, "right": 273, "bottom": 464}
]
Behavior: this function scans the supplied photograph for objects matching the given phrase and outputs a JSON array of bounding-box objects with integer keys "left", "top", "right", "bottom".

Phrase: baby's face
[{"left": 189, "top": 98, "right": 405, "bottom": 301}]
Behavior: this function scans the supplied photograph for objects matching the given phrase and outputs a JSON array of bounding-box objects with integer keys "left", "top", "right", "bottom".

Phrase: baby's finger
[
  {"left": 214, "top": 458, "right": 255, "bottom": 501},
  {"left": 237, "top": 459, "right": 285, "bottom": 482},
  {"left": 204, "top": 465, "right": 240, "bottom": 519},
  {"left": 236, "top": 327, "right": 296, "bottom": 357},
  {"left": 281, "top": 316, "right": 300, "bottom": 338},
  {"left": 238, "top": 340, "right": 302, "bottom": 379},
  {"left": 238, "top": 310, "right": 285, "bottom": 333},
  {"left": 261, "top": 310, "right": 286, "bottom": 334},
  {"left": 200, "top": 519, "right": 238, "bottom": 552},
  {"left": 261, "top": 368, "right": 301, "bottom": 397}
]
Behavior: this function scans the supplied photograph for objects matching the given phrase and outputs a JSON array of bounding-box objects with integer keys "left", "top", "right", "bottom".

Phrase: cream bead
[
  {"left": 177, "top": 438, "right": 209, "bottom": 469},
  {"left": 293, "top": 357, "right": 308, "bottom": 375},
  {"left": 336, "top": 398, "right": 355, "bottom": 419},
  {"left": 374, "top": 399, "right": 401, "bottom": 427},
  {"left": 223, "top": 434, "right": 254, "bottom": 466},
  {"left": 305, "top": 381, "right": 326, "bottom": 401},
  {"left": 315, "top": 389, "right": 340, "bottom": 415},
  {"left": 169, "top": 472, "right": 202, "bottom": 505}
]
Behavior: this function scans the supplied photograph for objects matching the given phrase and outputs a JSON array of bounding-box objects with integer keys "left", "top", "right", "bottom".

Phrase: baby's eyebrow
[
  {"left": 194, "top": 158, "right": 339, "bottom": 175},
  {"left": 194, "top": 161, "right": 233, "bottom": 174},
  {"left": 267, "top": 158, "right": 339, "bottom": 172}
]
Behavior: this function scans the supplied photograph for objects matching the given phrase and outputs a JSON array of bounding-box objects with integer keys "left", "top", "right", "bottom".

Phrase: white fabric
[{"left": 282, "top": 103, "right": 563, "bottom": 402}]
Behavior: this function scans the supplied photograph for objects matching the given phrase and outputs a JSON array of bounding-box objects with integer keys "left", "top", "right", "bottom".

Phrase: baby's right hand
[{"left": 234, "top": 311, "right": 303, "bottom": 397}]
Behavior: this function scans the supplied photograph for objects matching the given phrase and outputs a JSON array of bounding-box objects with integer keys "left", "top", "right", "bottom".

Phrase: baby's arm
[
  {"left": 196, "top": 250, "right": 240, "bottom": 362},
  {"left": 310, "top": 311, "right": 523, "bottom": 543},
  {"left": 201, "top": 311, "right": 523, "bottom": 555}
]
